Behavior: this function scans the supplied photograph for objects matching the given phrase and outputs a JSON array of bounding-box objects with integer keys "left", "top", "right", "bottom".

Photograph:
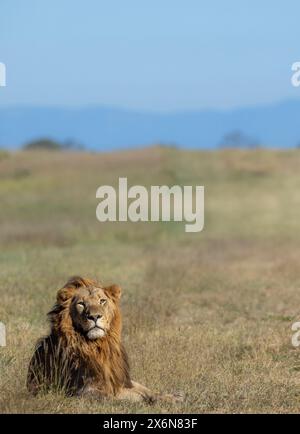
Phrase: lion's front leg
[{"left": 78, "top": 382, "right": 184, "bottom": 405}]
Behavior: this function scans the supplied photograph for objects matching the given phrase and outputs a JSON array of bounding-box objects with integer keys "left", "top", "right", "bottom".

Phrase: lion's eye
[
  {"left": 100, "top": 299, "right": 107, "bottom": 305},
  {"left": 77, "top": 301, "right": 85, "bottom": 307}
]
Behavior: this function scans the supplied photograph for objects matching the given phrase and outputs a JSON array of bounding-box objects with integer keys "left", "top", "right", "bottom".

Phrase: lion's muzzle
[{"left": 86, "top": 314, "right": 106, "bottom": 339}]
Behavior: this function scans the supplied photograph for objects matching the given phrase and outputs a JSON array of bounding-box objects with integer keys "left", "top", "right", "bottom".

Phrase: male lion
[{"left": 27, "top": 276, "right": 182, "bottom": 404}]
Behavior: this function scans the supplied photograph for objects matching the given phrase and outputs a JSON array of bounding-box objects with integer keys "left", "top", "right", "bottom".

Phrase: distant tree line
[
  {"left": 219, "top": 130, "right": 260, "bottom": 149},
  {"left": 23, "top": 131, "right": 261, "bottom": 151},
  {"left": 23, "top": 138, "right": 84, "bottom": 151}
]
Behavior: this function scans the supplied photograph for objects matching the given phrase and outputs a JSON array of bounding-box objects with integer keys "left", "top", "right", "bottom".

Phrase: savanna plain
[{"left": 1, "top": 146, "right": 300, "bottom": 413}]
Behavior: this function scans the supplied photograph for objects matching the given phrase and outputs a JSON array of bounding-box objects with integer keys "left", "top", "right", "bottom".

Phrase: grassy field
[{"left": 1, "top": 146, "right": 300, "bottom": 413}]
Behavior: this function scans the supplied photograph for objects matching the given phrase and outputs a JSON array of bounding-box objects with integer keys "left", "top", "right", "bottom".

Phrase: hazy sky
[{"left": 0, "top": 0, "right": 300, "bottom": 110}]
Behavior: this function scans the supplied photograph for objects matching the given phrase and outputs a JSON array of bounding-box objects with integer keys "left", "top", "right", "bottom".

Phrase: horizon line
[{"left": 0, "top": 97, "right": 300, "bottom": 115}]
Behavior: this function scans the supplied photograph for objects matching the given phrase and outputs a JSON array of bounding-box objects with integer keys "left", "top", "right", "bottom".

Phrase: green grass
[{"left": 1, "top": 146, "right": 300, "bottom": 413}]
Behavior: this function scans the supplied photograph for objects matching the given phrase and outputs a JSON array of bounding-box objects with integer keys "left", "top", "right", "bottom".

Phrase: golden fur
[{"left": 27, "top": 276, "right": 183, "bottom": 404}]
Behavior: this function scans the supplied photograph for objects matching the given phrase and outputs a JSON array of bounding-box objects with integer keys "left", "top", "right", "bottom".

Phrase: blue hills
[{"left": 1, "top": 99, "right": 300, "bottom": 150}]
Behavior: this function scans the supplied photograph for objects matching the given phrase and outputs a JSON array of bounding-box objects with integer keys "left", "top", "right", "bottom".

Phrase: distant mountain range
[{"left": 1, "top": 100, "right": 300, "bottom": 150}]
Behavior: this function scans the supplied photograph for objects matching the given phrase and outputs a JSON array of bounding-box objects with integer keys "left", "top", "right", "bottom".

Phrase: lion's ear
[
  {"left": 105, "top": 284, "right": 122, "bottom": 301},
  {"left": 56, "top": 286, "right": 75, "bottom": 303},
  {"left": 56, "top": 276, "right": 89, "bottom": 303}
]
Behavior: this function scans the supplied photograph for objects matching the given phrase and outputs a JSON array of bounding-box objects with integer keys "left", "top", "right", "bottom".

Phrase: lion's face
[{"left": 69, "top": 286, "right": 118, "bottom": 340}]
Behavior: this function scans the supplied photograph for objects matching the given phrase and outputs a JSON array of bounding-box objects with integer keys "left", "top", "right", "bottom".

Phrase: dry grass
[{"left": 1, "top": 146, "right": 300, "bottom": 413}]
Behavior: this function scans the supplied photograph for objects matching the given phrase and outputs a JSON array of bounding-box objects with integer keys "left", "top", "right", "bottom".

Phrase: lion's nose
[{"left": 87, "top": 314, "right": 102, "bottom": 322}]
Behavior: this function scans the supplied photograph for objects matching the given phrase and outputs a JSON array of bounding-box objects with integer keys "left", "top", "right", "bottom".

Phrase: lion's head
[
  {"left": 69, "top": 284, "right": 120, "bottom": 340},
  {"left": 53, "top": 276, "right": 122, "bottom": 342}
]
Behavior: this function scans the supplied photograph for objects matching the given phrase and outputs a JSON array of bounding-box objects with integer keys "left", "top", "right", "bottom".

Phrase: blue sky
[{"left": 0, "top": 0, "right": 300, "bottom": 111}]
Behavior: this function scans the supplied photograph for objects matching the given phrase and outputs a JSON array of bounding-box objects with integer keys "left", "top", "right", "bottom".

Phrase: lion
[{"left": 27, "top": 276, "right": 183, "bottom": 404}]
